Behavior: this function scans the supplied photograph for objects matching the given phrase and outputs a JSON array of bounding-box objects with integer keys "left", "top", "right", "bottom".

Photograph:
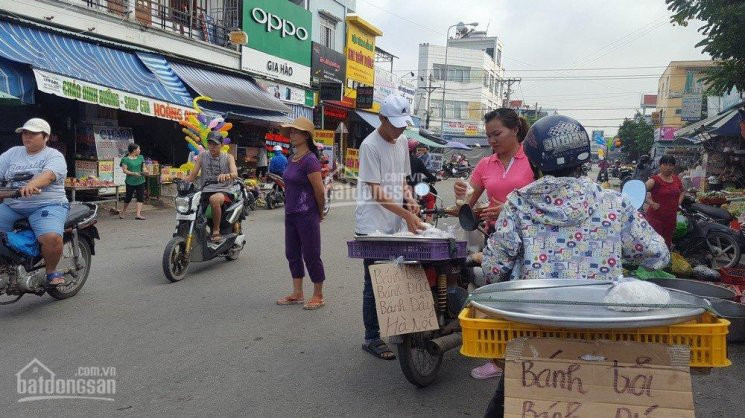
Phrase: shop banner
[
  {"left": 655, "top": 126, "right": 678, "bottom": 141},
  {"left": 345, "top": 148, "right": 359, "bottom": 178},
  {"left": 34, "top": 69, "right": 197, "bottom": 123},
  {"left": 255, "top": 79, "right": 313, "bottom": 107},
  {"left": 345, "top": 20, "right": 377, "bottom": 85},
  {"left": 372, "top": 67, "right": 416, "bottom": 113},
  {"left": 241, "top": 47, "right": 311, "bottom": 87},
  {"left": 314, "top": 130, "right": 335, "bottom": 146},
  {"left": 93, "top": 126, "right": 134, "bottom": 160},
  {"left": 681, "top": 94, "right": 702, "bottom": 121},
  {"left": 312, "top": 42, "right": 346, "bottom": 84},
  {"left": 442, "top": 120, "right": 483, "bottom": 136}
]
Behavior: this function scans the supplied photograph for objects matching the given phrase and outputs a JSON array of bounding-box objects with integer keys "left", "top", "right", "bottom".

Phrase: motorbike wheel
[
  {"left": 47, "top": 239, "right": 92, "bottom": 300},
  {"left": 225, "top": 230, "right": 244, "bottom": 261},
  {"left": 323, "top": 188, "right": 332, "bottom": 216},
  {"left": 397, "top": 331, "right": 444, "bottom": 388},
  {"left": 163, "top": 236, "right": 190, "bottom": 282},
  {"left": 266, "top": 192, "right": 275, "bottom": 210},
  {"left": 706, "top": 231, "right": 741, "bottom": 269}
]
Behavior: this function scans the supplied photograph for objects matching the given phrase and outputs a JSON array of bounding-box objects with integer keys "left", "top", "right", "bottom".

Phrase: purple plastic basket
[{"left": 347, "top": 239, "right": 467, "bottom": 261}]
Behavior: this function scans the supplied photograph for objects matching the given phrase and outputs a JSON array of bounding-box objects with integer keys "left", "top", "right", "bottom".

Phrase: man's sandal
[
  {"left": 362, "top": 340, "right": 396, "bottom": 360},
  {"left": 46, "top": 272, "right": 66, "bottom": 287},
  {"left": 276, "top": 295, "right": 304, "bottom": 305}
]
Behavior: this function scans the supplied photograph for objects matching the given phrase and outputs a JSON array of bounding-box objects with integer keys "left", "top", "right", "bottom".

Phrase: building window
[
  {"left": 485, "top": 47, "right": 494, "bottom": 60},
  {"left": 483, "top": 71, "right": 489, "bottom": 87},
  {"left": 320, "top": 15, "right": 335, "bottom": 49},
  {"left": 497, "top": 49, "right": 502, "bottom": 67},
  {"left": 433, "top": 64, "right": 470, "bottom": 82},
  {"left": 675, "top": 108, "right": 682, "bottom": 115}
]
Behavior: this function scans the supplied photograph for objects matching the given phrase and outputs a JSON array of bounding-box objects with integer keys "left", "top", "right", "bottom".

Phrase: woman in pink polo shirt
[
  {"left": 455, "top": 108, "right": 534, "bottom": 224},
  {"left": 454, "top": 108, "right": 535, "bottom": 381}
]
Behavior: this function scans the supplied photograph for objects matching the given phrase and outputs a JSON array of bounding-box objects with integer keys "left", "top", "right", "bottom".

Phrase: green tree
[
  {"left": 617, "top": 114, "right": 654, "bottom": 161},
  {"left": 666, "top": 0, "right": 745, "bottom": 95}
]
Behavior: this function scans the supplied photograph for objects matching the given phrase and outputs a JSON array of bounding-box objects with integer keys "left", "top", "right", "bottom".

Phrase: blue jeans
[
  {"left": 363, "top": 258, "right": 380, "bottom": 340},
  {"left": 0, "top": 203, "right": 70, "bottom": 237}
]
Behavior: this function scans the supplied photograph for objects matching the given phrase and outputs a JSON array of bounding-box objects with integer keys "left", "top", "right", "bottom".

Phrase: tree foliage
[
  {"left": 617, "top": 114, "right": 654, "bottom": 161},
  {"left": 666, "top": 0, "right": 745, "bottom": 95}
]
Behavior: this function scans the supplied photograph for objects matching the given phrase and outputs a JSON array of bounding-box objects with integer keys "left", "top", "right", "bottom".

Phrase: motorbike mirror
[
  {"left": 413, "top": 182, "right": 430, "bottom": 198},
  {"left": 458, "top": 204, "right": 488, "bottom": 237},
  {"left": 621, "top": 179, "right": 647, "bottom": 210},
  {"left": 12, "top": 172, "right": 33, "bottom": 182}
]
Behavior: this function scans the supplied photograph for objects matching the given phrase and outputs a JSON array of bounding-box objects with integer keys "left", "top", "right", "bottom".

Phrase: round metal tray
[{"left": 470, "top": 279, "right": 705, "bottom": 329}]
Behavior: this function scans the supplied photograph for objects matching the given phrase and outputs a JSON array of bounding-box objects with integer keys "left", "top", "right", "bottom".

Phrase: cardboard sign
[
  {"left": 368, "top": 264, "right": 438, "bottom": 338},
  {"left": 504, "top": 338, "right": 694, "bottom": 418}
]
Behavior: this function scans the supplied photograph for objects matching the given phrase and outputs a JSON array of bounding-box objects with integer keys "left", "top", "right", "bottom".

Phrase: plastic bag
[
  {"left": 671, "top": 252, "right": 693, "bottom": 276},
  {"left": 2, "top": 230, "right": 40, "bottom": 257},
  {"left": 693, "top": 265, "right": 721, "bottom": 281},
  {"left": 673, "top": 214, "right": 688, "bottom": 240},
  {"left": 604, "top": 278, "right": 671, "bottom": 312}
]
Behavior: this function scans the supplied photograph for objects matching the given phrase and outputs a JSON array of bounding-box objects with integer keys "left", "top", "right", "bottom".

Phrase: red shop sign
[{"left": 324, "top": 107, "right": 348, "bottom": 120}]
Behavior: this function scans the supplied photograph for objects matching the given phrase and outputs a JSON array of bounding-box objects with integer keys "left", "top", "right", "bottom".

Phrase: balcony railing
[{"left": 52, "top": 0, "right": 238, "bottom": 49}]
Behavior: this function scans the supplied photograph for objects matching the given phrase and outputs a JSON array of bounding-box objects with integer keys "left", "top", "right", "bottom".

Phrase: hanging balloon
[
  {"left": 220, "top": 145, "right": 230, "bottom": 153},
  {"left": 219, "top": 130, "right": 228, "bottom": 137},
  {"left": 223, "top": 137, "right": 231, "bottom": 144}
]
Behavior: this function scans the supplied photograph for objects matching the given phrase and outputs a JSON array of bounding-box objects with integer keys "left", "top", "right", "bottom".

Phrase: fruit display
[{"left": 65, "top": 176, "right": 115, "bottom": 188}]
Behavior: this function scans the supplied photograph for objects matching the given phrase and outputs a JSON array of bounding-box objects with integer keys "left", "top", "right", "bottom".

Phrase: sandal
[
  {"left": 135, "top": 216, "right": 146, "bottom": 220},
  {"left": 46, "top": 271, "right": 66, "bottom": 287},
  {"left": 276, "top": 295, "right": 304, "bottom": 305},
  {"left": 210, "top": 233, "right": 222, "bottom": 242},
  {"left": 303, "top": 297, "right": 325, "bottom": 310},
  {"left": 362, "top": 339, "right": 396, "bottom": 360}
]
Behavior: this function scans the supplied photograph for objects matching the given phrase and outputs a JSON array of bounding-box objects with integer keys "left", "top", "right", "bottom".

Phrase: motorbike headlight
[{"left": 175, "top": 197, "right": 191, "bottom": 214}]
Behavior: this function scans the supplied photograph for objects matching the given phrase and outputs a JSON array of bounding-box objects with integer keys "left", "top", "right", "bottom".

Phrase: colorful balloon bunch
[{"left": 178, "top": 95, "right": 233, "bottom": 160}]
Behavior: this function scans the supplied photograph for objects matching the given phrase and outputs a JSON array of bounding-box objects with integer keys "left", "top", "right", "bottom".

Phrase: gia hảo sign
[{"left": 241, "top": 0, "right": 312, "bottom": 87}]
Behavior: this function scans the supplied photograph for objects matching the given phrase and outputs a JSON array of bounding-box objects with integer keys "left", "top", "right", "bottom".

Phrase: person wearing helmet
[
  {"left": 633, "top": 154, "right": 653, "bottom": 182},
  {"left": 476, "top": 116, "right": 670, "bottom": 418},
  {"left": 269, "top": 145, "right": 288, "bottom": 176},
  {"left": 407, "top": 139, "right": 436, "bottom": 186},
  {"left": 473, "top": 115, "right": 669, "bottom": 283}
]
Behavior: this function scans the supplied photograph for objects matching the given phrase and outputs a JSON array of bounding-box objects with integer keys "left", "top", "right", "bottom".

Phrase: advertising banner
[
  {"left": 255, "top": 79, "right": 313, "bottom": 107},
  {"left": 311, "top": 41, "right": 346, "bottom": 84},
  {"left": 345, "top": 21, "right": 377, "bottom": 85},
  {"left": 241, "top": 0, "right": 312, "bottom": 86},
  {"left": 681, "top": 94, "right": 702, "bottom": 121},
  {"left": 93, "top": 126, "right": 134, "bottom": 159},
  {"left": 34, "top": 69, "right": 196, "bottom": 122}
]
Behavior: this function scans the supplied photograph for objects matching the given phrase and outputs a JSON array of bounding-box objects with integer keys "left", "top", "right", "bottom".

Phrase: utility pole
[
  {"left": 424, "top": 73, "right": 436, "bottom": 129},
  {"left": 501, "top": 78, "right": 521, "bottom": 107}
]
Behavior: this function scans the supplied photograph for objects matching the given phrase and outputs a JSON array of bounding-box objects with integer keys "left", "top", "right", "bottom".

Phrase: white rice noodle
[{"left": 603, "top": 279, "right": 671, "bottom": 312}]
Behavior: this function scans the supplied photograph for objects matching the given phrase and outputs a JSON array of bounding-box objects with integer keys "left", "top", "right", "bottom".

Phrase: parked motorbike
[
  {"left": 0, "top": 173, "right": 98, "bottom": 303},
  {"left": 677, "top": 196, "right": 743, "bottom": 268},
  {"left": 621, "top": 180, "right": 743, "bottom": 269},
  {"left": 440, "top": 162, "right": 472, "bottom": 180},
  {"left": 392, "top": 183, "right": 482, "bottom": 387},
  {"left": 162, "top": 179, "right": 249, "bottom": 282},
  {"left": 264, "top": 173, "right": 285, "bottom": 210}
]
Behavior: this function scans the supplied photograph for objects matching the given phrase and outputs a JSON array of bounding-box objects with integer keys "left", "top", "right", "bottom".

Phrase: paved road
[{"left": 0, "top": 178, "right": 741, "bottom": 416}]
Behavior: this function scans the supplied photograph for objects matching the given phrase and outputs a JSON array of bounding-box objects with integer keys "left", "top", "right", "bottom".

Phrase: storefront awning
[
  {"left": 168, "top": 62, "right": 290, "bottom": 114},
  {"left": 0, "top": 57, "right": 33, "bottom": 104},
  {"left": 0, "top": 21, "right": 192, "bottom": 106},
  {"left": 404, "top": 128, "right": 445, "bottom": 148},
  {"left": 708, "top": 107, "right": 742, "bottom": 137}
]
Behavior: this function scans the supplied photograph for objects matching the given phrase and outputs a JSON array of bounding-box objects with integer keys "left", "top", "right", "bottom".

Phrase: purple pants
[{"left": 285, "top": 211, "right": 325, "bottom": 283}]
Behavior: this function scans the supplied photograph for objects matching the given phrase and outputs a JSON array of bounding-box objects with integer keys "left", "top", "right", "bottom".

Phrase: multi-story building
[
  {"left": 0, "top": 1, "right": 357, "bottom": 183},
  {"left": 655, "top": 60, "right": 714, "bottom": 130},
  {"left": 413, "top": 31, "right": 504, "bottom": 145}
]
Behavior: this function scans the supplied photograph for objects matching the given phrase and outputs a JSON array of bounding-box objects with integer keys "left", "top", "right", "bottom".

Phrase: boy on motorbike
[
  {"left": 472, "top": 115, "right": 670, "bottom": 417},
  {"left": 183, "top": 131, "right": 238, "bottom": 242}
]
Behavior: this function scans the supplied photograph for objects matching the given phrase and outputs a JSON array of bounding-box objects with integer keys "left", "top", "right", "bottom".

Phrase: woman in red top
[{"left": 645, "top": 155, "right": 684, "bottom": 248}]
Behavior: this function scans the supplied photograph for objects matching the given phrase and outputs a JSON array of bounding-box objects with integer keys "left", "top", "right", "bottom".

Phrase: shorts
[
  {"left": 0, "top": 203, "right": 70, "bottom": 237},
  {"left": 125, "top": 183, "right": 146, "bottom": 203}
]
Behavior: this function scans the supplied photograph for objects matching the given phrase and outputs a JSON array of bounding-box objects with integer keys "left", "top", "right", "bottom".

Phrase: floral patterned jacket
[{"left": 482, "top": 176, "right": 670, "bottom": 283}]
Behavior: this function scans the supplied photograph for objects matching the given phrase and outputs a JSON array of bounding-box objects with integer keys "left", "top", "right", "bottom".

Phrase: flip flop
[
  {"left": 210, "top": 234, "right": 222, "bottom": 242},
  {"left": 276, "top": 295, "right": 304, "bottom": 305},
  {"left": 46, "top": 272, "right": 66, "bottom": 287},
  {"left": 303, "top": 298, "right": 325, "bottom": 310},
  {"left": 362, "top": 339, "right": 396, "bottom": 360},
  {"left": 135, "top": 216, "right": 146, "bottom": 220}
]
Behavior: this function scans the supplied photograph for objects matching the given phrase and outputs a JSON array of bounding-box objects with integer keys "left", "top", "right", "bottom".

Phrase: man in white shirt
[{"left": 355, "top": 95, "right": 426, "bottom": 360}]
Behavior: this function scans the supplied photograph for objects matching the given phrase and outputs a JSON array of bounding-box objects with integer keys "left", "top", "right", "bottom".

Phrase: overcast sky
[{"left": 354, "top": 0, "right": 709, "bottom": 136}]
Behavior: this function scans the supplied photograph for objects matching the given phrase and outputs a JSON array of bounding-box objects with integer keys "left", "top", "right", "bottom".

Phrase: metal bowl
[{"left": 645, "top": 278, "right": 737, "bottom": 301}]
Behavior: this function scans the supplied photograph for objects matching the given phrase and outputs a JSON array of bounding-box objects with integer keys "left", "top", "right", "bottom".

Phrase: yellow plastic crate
[{"left": 459, "top": 306, "right": 731, "bottom": 368}]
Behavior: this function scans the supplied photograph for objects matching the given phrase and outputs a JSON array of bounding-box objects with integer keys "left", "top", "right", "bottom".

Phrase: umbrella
[
  {"left": 444, "top": 140, "right": 470, "bottom": 150},
  {"left": 0, "top": 91, "right": 22, "bottom": 106}
]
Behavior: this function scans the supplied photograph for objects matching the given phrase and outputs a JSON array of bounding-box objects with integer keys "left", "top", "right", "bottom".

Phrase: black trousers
[{"left": 483, "top": 375, "right": 505, "bottom": 417}]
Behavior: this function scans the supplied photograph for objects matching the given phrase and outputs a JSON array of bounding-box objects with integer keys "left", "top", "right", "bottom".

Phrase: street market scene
[{"left": 1, "top": 0, "right": 745, "bottom": 416}]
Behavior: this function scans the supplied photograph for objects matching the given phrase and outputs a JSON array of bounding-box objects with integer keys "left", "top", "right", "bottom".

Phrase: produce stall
[{"left": 66, "top": 159, "right": 121, "bottom": 209}]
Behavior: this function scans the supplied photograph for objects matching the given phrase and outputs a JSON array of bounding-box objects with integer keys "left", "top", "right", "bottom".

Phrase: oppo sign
[{"left": 251, "top": 7, "right": 309, "bottom": 40}]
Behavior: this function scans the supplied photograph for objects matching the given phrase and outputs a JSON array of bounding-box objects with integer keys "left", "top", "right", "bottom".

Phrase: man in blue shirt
[{"left": 268, "top": 145, "right": 288, "bottom": 176}]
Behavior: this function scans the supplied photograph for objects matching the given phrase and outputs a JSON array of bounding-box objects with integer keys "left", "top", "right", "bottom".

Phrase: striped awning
[
  {"left": 168, "top": 62, "right": 290, "bottom": 114},
  {"left": 0, "top": 57, "right": 33, "bottom": 104},
  {"left": 0, "top": 21, "right": 191, "bottom": 106}
]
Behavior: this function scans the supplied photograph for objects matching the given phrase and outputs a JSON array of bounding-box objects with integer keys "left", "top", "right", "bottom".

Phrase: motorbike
[
  {"left": 391, "top": 183, "right": 483, "bottom": 387},
  {"left": 621, "top": 180, "right": 743, "bottom": 269},
  {"left": 677, "top": 196, "right": 743, "bottom": 268},
  {"left": 440, "top": 162, "right": 472, "bottom": 180},
  {"left": 264, "top": 173, "right": 285, "bottom": 210},
  {"left": 0, "top": 173, "right": 98, "bottom": 303},
  {"left": 162, "top": 179, "right": 250, "bottom": 282},
  {"left": 322, "top": 170, "right": 333, "bottom": 216}
]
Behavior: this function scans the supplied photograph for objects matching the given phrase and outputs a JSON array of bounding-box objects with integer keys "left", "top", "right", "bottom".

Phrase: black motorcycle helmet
[{"left": 523, "top": 115, "right": 591, "bottom": 175}]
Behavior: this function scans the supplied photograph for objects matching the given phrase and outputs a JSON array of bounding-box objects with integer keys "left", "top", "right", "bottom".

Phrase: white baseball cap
[
  {"left": 15, "top": 118, "right": 51, "bottom": 135},
  {"left": 380, "top": 95, "right": 413, "bottom": 128},
  {"left": 273, "top": 145, "right": 283, "bottom": 152}
]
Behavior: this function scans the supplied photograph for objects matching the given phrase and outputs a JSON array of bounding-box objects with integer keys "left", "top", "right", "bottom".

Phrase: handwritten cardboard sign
[
  {"left": 504, "top": 338, "right": 694, "bottom": 418},
  {"left": 368, "top": 263, "right": 439, "bottom": 338}
]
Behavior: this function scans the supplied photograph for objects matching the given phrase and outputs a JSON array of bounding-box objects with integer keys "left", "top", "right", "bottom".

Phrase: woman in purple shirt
[{"left": 275, "top": 117, "right": 328, "bottom": 310}]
